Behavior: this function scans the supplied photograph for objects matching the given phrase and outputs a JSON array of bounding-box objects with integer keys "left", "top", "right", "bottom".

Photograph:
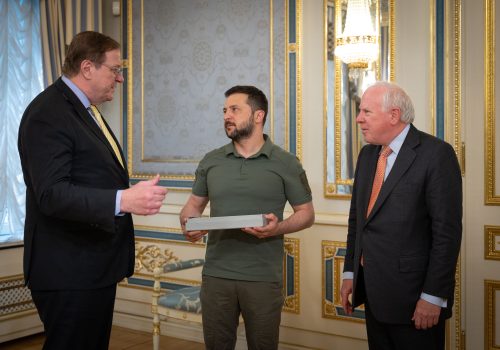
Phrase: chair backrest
[{"left": 163, "top": 259, "right": 205, "bottom": 273}]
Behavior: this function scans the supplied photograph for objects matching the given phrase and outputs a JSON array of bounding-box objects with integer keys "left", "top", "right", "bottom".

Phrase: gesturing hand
[{"left": 121, "top": 174, "right": 167, "bottom": 215}]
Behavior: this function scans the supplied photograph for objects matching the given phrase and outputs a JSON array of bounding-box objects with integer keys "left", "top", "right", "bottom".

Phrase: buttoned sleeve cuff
[
  {"left": 343, "top": 271, "right": 354, "bottom": 280},
  {"left": 420, "top": 292, "right": 447, "bottom": 307},
  {"left": 115, "top": 190, "right": 124, "bottom": 216}
]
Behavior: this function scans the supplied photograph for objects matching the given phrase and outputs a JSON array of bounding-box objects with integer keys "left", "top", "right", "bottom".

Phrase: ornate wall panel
[
  {"left": 485, "top": 280, "right": 500, "bottom": 349},
  {"left": 283, "top": 237, "right": 300, "bottom": 313},
  {"left": 431, "top": 0, "right": 464, "bottom": 175},
  {"left": 440, "top": 1, "right": 465, "bottom": 348},
  {"left": 449, "top": 0, "right": 463, "bottom": 172},
  {"left": 124, "top": 0, "right": 302, "bottom": 187},
  {"left": 485, "top": 225, "right": 500, "bottom": 260},
  {"left": 322, "top": 240, "right": 364, "bottom": 322},
  {"left": 485, "top": 0, "right": 500, "bottom": 205},
  {"left": 134, "top": 224, "right": 206, "bottom": 246},
  {"left": 431, "top": 0, "right": 445, "bottom": 139},
  {"left": 425, "top": 2, "right": 465, "bottom": 348}
]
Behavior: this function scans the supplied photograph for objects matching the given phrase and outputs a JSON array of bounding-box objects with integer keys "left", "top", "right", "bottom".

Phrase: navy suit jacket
[
  {"left": 344, "top": 124, "right": 462, "bottom": 324},
  {"left": 18, "top": 78, "right": 134, "bottom": 291}
]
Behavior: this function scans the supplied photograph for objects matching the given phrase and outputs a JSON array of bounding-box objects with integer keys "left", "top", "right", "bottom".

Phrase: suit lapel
[
  {"left": 55, "top": 78, "right": 129, "bottom": 180},
  {"left": 365, "top": 125, "right": 420, "bottom": 222}
]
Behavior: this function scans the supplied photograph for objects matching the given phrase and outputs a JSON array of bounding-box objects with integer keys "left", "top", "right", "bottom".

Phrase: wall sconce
[
  {"left": 334, "top": 0, "right": 379, "bottom": 74},
  {"left": 112, "top": 1, "right": 120, "bottom": 16}
]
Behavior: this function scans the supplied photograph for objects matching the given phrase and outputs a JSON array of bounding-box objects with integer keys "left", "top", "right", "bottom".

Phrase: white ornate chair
[{"left": 152, "top": 258, "right": 204, "bottom": 350}]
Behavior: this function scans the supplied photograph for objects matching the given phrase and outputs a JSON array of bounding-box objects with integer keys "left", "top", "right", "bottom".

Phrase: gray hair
[{"left": 369, "top": 81, "right": 415, "bottom": 124}]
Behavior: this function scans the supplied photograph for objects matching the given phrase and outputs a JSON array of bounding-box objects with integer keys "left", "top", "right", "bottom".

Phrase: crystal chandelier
[{"left": 335, "top": 0, "right": 379, "bottom": 69}]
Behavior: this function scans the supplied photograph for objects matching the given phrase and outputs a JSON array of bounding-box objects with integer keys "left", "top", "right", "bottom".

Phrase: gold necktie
[
  {"left": 89, "top": 105, "right": 124, "bottom": 168},
  {"left": 366, "top": 146, "right": 392, "bottom": 217}
]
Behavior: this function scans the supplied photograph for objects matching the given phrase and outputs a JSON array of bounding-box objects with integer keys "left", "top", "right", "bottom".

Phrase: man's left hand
[
  {"left": 241, "top": 213, "right": 280, "bottom": 239},
  {"left": 411, "top": 299, "right": 441, "bottom": 330}
]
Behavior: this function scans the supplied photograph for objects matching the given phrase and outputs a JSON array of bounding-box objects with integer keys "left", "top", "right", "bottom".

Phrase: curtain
[
  {"left": 40, "top": 0, "right": 102, "bottom": 85},
  {"left": 0, "top": 0, "right": 44, "bottom": 244}
]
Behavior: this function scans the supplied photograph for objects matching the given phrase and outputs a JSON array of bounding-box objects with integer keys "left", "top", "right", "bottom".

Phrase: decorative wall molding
[
  {"left": 134, "top": 225, "right": 206, "bottom": 246},
  {"left": 485, "top": 279, "right": 500, "bottom": 349},
  {"left": 313, "top": 212, "right": 349, "bottom": 226},
  {"left": 283, "top": 237, "right": 300, "bottom": 313},
  {"left": 451, "top": 0, "right": 464, "bottom": 174},
  {"left": 485, "top": 225, "right": 500, "bottom": 260},
  {"left": 485, "top": 0, "right": 500, "bottom": 205},
  {"left": 322, "top": 240, "right": 364, "bottom": 322},
  {"left": 124, "top": 0, "right": 302, "bottom": 187}
]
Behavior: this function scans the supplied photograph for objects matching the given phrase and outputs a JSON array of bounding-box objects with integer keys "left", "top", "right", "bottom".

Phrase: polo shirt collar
[{"left": 224, "top": 134, "right": 273, "bottom": 158}]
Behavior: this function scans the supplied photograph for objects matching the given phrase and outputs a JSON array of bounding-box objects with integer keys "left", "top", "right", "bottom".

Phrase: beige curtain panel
[{"left": 40, "top": 0, "right": 102, "bottom": 85}]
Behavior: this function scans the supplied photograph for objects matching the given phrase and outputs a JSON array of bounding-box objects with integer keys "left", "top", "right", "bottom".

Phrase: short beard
[{"left": 225, "top": 115, "right": 254, "bottom": 142}]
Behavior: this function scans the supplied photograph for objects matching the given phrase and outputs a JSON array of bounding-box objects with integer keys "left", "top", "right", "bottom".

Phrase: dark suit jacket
[
  {"left": 344, "top": 124, "right": 462, "bottom": 324},
  {"left": 18, "top": 78, "right": 134, "bottom": 291}
]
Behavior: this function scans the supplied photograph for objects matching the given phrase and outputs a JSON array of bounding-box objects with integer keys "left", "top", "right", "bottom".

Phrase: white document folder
[{"left": 185, "top": 214, "right": 268, "bottom": 231}]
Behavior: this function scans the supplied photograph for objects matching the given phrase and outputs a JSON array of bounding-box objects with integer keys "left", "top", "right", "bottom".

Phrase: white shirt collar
[
  {"left": 387, "top": 124, "right": 411, "bottom": 155},
  {"left": 61, "top": 75, "right": 91, "bottom": 109}
]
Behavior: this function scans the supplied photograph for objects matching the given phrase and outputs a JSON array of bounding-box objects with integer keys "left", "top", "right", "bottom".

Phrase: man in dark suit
[
  {"left": 18, "top": 31, "right": 167, "bottom": 350},
  {"left": 340, "top": 81, "right": 462, "bottom": 350}
]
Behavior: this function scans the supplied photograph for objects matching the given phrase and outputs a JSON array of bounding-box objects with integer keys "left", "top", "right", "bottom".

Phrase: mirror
[{"left": 324, "top": 0, "right": 394, "bottom": 198}]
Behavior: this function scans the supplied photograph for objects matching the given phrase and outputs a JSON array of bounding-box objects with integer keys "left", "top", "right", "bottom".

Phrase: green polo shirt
[{"left": 192, "top": 135, "right": 312, "bottom": 282}]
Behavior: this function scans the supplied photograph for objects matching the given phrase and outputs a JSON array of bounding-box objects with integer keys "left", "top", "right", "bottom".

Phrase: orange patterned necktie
[
  {"left": 89, "top": 105, "right": 125, "bottom": 168},
  {"left": 366, "top": 146, "right": 392, "bottom": 217}
]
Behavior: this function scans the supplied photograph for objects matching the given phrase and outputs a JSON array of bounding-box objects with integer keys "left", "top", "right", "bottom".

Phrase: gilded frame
[
  {"left": 449, "top": 0, "right": 464, "bottom": 173},
  {"left": 485, "top": 279, "right": 500, "bottom": 350},
  {"left": 283, "top": 237, "right": 300, "bottom": 313},
  {"left": 431, "top": 0, "right": 464, "bottom": 173},
  {"left": 123, "top": 0, "right": 302, "bottom": 188},
  {"left": 485, "top": 225, "right": 500, "bottom": 260},
  {"left": 323, "top": 0, "right": 395, "bottom": 199},
  {"left": 485, "top": 0, "right": 500, "bottom": 205},
  {"left": 440, "top": 1, "right": 465, "bottom": 347},
  {"left": 321, "top": 240, "right": 364, "bottom": 322},
  {"left": 435, "top": 1, "right": 465, "bottom": 348}
]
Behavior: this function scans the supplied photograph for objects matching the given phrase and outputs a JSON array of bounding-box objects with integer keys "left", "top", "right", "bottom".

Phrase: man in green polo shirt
[{"left": 180, "top": 85, "right": 314, "bottom": 350}]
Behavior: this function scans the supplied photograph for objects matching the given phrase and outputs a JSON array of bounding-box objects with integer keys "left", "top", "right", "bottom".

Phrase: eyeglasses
[{"left": 101, "top": 63, "right": 124, "bottom": 75}]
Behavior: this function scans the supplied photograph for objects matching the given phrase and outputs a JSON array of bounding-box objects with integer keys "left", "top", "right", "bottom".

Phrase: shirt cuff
[
  {"left": 115, "top": 190, "right": 124, "bottom": 216},
  {"left": 420, "top": 292, "right": 447, "bottom": 307},
  {"left": 343, "top": 271, "right": 354, "bottom": 280}
]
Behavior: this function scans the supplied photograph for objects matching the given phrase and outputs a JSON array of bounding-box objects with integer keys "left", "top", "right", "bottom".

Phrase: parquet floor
[{"left": 0, "top": 325, "right": 205, "bottom": 350}]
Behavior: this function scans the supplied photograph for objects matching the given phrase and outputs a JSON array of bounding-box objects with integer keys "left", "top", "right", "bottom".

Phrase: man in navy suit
[
  {"left": 18, "top": 31, "right": 167, "bottom": 349},
  {"left": 341, "top": 81, "right": 462, "bottom": 350}
]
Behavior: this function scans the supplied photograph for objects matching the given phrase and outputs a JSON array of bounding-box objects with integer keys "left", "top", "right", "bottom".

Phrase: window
[{"left": 0, "top": 0, "right": 44, "bottom": 245}]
